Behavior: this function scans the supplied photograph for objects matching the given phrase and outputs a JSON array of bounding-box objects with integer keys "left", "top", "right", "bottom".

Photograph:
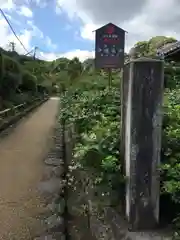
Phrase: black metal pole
[{"left": 108, "top": 68, "right": 112, "bottom": 88}]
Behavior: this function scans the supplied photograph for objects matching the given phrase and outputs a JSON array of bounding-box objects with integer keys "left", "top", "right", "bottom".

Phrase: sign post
[
  {"left": 108, "top": 68, "right": 112, "bottom": 88},
  {"left": 94, "top": 22, "right": 126, "bottom": 219}
]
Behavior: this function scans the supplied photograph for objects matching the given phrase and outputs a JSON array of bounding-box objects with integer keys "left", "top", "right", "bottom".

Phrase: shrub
[
  {"left": 20, "top": 70, "right": 37, "bottom": 93},
  {"left": 60, "top": 74, "right": 124, "bottom": 205}
]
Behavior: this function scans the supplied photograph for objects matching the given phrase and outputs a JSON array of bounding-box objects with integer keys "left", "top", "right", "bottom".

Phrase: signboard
[{"left": 95, "top": 23, "right": 125, "bottom": 69}]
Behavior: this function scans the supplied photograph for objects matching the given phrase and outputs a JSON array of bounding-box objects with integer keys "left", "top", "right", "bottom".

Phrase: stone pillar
[{"left": 122, "top": 57, "right": 164, "bottom": 230}]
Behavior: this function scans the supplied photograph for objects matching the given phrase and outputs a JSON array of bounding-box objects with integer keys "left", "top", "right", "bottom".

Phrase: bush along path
[
  {"left": 59, "top": 74, "right": 126, "bottom": 239},
  {"left": 57, "top": 71, "right": 180, "bottom": 239}
]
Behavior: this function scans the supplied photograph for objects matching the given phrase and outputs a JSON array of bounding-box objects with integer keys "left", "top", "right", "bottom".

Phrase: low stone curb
[{"left": 34, "top": 122, "right": 66, "bottom": 240}]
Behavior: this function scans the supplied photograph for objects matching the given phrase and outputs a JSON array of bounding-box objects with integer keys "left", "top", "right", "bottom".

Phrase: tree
[
  {"left": 132, "top": 41, "right": 149, "bottom": 58},
  {"left": 20, "top": 70, "right": 37, "bottom": 93},
  {"left": 50, "top": 57, "right": 69, "bottom": 73},
  {"left": 68, "top": 57, "right": 82, "bottom": 82},
  {"left": 148, "top": 36, "right": 177, "bottom": 55},
  {"left": 130, "top": 36, "right": 177, "bottom": 57},
  {"left": 0, "top": 54, "right": 22, "bottom": 102}
]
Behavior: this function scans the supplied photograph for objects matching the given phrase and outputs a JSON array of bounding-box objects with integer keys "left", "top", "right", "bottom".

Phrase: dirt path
[{"left": 0, "top": 97, "right": 59, "bottom": 240}]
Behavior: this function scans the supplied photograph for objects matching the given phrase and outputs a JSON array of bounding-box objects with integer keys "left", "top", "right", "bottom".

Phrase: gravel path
[{"left": 0, "top": 98, "right": 59, "bottom": 240}]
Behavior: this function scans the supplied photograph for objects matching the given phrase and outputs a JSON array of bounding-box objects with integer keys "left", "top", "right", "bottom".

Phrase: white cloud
[
  {"left": 56, "top": 0, "right": 78, "bottom": 19},
  {"left": 38, "top": 49, "right": 94, "bottom": 62},
  {"left": 0, "top": 13, "right": 44, "bottom": 55},
  {"left": 1, "top": 0, "right": 15, "bottom": 11},
  {"left": 45, "top": 36, "right": 57, "bottom": 50},
  {"left": 38, "top": 51, "right": 57, "bottom": 61},
  {"left": 0, "top": 18, "right": 12, "bottom": 48},
  {"left": 80, "top": 23, "right": 96, "bottom": 41},
  {"left": 0, "top": 10, "right": 86, "bottom": 62},
  {"left": 62, "top": 49, "right": 94, "bottom": 61},
  {"left": 8, "top": 29, "right": 32, "bottom": 53},
  {"left": 0, "top": 1, "right": 40, "bottom": 54},
  {"left": 26, "top": 0, "right": 47, "bottom": 8},
  {"left": 27, "top": 20, "right": 44, "bottom": 38},
  {"left": 0, "top": 7, "right": 95, "bottom": 62},
  {"left": 55, "top": 0, "right": 180, "bottom": 52},
  {"left": 18, "top": 6, "right": 33, "bottom": 17}
]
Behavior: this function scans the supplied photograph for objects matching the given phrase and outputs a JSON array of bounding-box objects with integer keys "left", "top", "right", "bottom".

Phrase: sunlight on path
[{"left": 0, "top": 98, "right": 59, "bottom": 240}]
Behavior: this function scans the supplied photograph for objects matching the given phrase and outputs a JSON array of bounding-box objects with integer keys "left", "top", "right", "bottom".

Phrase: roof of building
[
  {"left": 94, "top": 22, "right": 127, "bottom": 33},
  {"left": 157, "top": 41, "right": 180, "bottom": 57}
]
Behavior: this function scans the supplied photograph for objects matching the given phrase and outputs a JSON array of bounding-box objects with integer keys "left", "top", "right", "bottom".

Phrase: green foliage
[
  {"left": 165, "top": 65, "right": 180, "bottom": 89},
  {"left": 131, "top": 36, "right": 177, "bottom": 57},
  {"left": 51, "top": 57, "right": 69, "bottom": 73},
  {"left": 0, "top": 72, "right": 20, "bottom": 99},
  {"left": 0, "top": 53, "right": 22, "bottom": 102},
  {"left": 20, "top": 70, "right": 37, "bottom": 93},
  {"left": 60, "top": 74, "right": 124, "bottom": 200},
  {"left": 161, "top": 90, "right": 180, "bottom": 196},
  {"left": 133, "top": 41, "right": 150, "bottom": 57},
  {"left": 82, "top": 58, "right": 94, "bottom": 72},
  {"left": 148, "top": 36, "right": 176, "bottom": 54},
  {"left": 160, "top": 89, "right": 180, "bottom": 237},
  {"left": 59, "top": 42, "right": 180, "bottom": 236},
  {"left": 0, "top": 48, "right": 51, "bottom": 109},
  {"left": 3, "top": 55, "right": 21, "bottom": 74},
  {"left": 68, "top": 57, "right": 82, "bottom": 81}
]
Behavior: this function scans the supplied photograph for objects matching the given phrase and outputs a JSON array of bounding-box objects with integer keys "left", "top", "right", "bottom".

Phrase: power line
[
  {"left": 24, "top": 48, "right": 34, "bottom": 56},
  {"left": 0, "top": 9, "right": 56, "bottom": 61},
  {"left": 0, "top": 8, "right": 32, "bottom": 55},
  {"left": 24, "top": 47, "right": 37, "bottom": 57}
]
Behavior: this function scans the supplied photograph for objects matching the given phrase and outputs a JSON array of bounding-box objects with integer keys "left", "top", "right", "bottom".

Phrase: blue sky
[
  {"left": 0, "top": 0, "right": 179, "bottom": 61},
  {"left": 0, "top": 0, "right": 95, "bottom": 61},
  {"left": 31, "top": 6, "right": 94, "bottom": 53}
]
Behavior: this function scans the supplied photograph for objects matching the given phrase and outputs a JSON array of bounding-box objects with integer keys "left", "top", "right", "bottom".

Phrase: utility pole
[
  {"left": 33, "top": 46, "right": 38, "bottom": 60},
  {"left": 10, "top": 41, "right": 15, "bottom": 51}
]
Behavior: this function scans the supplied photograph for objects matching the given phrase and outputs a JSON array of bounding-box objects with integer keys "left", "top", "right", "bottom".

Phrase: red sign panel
[{"left": 106, "top": 25, "right": 114, "bottom": 34}]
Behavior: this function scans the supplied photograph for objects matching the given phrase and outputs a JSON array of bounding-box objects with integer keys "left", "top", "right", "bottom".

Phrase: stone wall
[{"left": 65, "top": 126, "right": 172, "bottom": 240}]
